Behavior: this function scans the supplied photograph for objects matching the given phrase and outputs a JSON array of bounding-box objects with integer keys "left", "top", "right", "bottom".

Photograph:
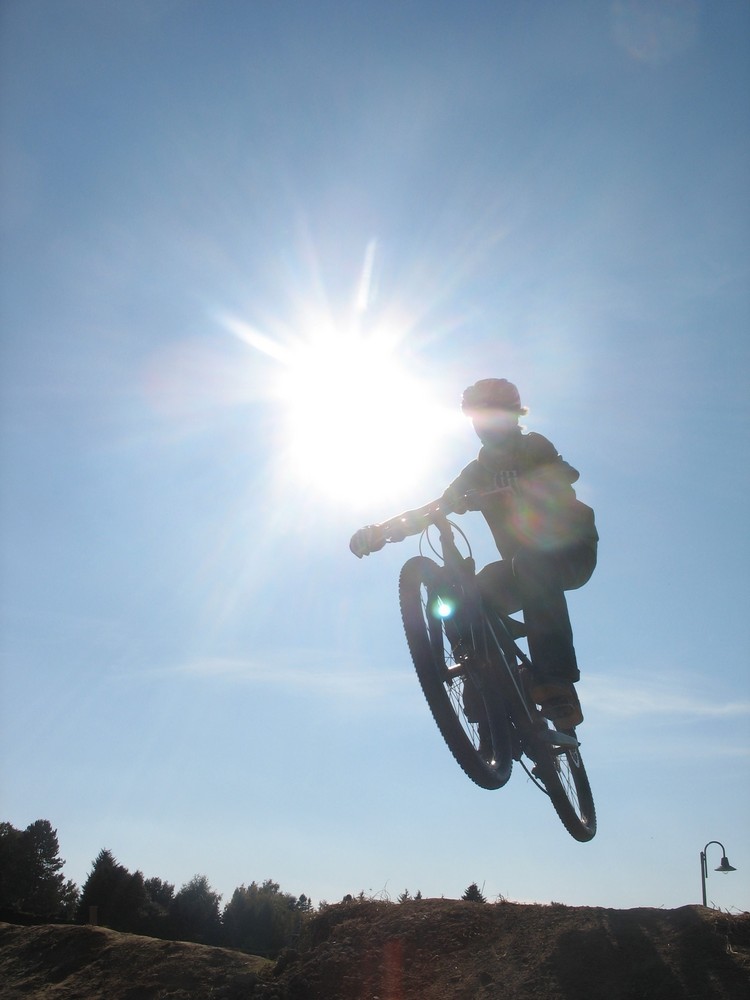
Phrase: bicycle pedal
[{"left": 537, "top": 729, "right": 580, "bottom": 749}]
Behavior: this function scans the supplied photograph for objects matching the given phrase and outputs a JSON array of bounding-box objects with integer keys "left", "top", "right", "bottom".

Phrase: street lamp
[{"left": 700, "top": 840, "right": 737, "bottom": 907}]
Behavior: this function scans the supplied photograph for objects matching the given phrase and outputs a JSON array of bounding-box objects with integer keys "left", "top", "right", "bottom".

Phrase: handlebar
[{"left": 374, "top": 486, "right": 511, "bottom": 545}]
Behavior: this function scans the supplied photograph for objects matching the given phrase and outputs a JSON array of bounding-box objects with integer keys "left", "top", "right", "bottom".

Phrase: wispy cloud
[
  {"left": 143, "top": 652, "right": 413, "bottom": 702},
  {"left": 581, "top": 672, "right": 750, "bottom": 720},
  {"left": 125, "top": 658, "right": 750, "bottom": 722}
]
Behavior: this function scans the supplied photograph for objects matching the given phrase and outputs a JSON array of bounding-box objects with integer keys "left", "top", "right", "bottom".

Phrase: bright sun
[
  {"left": 279, "top": 327, "right": 441, "bottom": 505},
  {"left": 222, "top": 311, "right": 449, "bottom": 508}
]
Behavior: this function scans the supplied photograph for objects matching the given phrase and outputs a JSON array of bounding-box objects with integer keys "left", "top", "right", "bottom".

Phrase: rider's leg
[
  {"left": 509, "top": 544, "right": 597, "bottom": 682},
  {"left": 475, "top": 543, "right": 596, "bottom": 678},
  {"left": 475, "top": 559, "right": 523, "bottom": 615},
  {"left": 477, "top": 545, "right": 596, "bottom": 727}
]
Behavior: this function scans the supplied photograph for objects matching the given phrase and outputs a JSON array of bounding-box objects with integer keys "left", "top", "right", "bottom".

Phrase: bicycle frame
[{"left": 408, "top": 505, "right": 580, "bottom": 754}]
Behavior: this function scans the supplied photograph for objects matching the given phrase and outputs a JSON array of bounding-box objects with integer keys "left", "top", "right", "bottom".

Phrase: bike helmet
[{"left": 461, "top": 378, "right": 527, "bottom": 415}]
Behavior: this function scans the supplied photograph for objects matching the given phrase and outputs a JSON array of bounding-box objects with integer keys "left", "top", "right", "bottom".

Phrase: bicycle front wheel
[
  {"left": 399, "top": 556, "right": 513, "bottom": 790},
  {"left": 532, "top": 737, "right": 597, "bottom": 842}
]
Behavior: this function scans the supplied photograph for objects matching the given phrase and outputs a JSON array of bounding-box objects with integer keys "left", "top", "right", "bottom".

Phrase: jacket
[{"left": 443, "top": 430, "right": 598, "bottom": 559}]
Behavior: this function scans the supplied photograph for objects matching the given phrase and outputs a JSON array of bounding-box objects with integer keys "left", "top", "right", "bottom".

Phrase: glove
[{"left": 349, "top": 525, "right": 386, "bottom": 558}]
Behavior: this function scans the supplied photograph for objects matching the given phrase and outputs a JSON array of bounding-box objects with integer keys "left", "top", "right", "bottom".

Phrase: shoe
[{"left": 530, "top": 678, "right": 583, "bottom": 729}]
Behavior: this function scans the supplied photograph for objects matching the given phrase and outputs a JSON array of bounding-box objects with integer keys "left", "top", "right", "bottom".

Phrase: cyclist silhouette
[{"left": 350, "top": 379, "right": 598, "bottom": 728}]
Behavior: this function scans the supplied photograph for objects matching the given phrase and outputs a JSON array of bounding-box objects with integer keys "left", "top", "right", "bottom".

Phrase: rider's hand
[{"left": 349, "top": 525, "right": 386, "bottom": 558}]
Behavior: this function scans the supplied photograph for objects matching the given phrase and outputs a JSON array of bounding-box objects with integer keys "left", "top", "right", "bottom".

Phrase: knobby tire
[
  {"left": 532, "top": 738, "right": 597, "bottom": 842},
  {"left": 399, "top": 556, "right": 513, "bottom": 790}
]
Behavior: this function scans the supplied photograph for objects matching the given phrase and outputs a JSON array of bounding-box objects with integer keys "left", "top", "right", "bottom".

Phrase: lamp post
[{"left": 700, "top": 840, "right": 737, "bottom": 907}]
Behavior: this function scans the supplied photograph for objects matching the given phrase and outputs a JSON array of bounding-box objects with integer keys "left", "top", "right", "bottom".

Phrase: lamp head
[{"left": 716, "top": 856, "right": 737, "bottom": 874}]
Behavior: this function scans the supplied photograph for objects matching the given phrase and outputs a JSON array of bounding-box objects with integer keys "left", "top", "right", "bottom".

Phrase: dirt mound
[
  {"left": 278, "top": 899, "right": 750, "bottom": 999},
  {"left": 0, "top": 921, "right": 272, "bottom": 1000},
  {"left": 2, "top": 899, "right": 749, "bottom": 999}
]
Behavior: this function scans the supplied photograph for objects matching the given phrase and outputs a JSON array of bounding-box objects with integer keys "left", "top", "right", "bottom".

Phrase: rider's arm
[
  {"left": 349, "top": 476, "right": 521, "bottom": 558},
  {"left": 349, "top": 496, "right": 457, "bottom": 558}
]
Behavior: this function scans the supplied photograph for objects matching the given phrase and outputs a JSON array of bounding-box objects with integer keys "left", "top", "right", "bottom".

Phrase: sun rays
[{"left": 218, "top": 243, "right": 454, "bottom": 509}]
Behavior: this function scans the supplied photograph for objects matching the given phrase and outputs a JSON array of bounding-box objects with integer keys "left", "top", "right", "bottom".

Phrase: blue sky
[{"left": 1, "top": 0, "right": 748, "bottom": 913}]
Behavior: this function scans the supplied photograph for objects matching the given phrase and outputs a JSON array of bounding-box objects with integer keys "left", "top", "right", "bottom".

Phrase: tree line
[
  {"left": 0, "top": 819, "right": 311, "bottom": 957},
  {"left": 1, "top": 818, "right": 487, "bottom": 957}
]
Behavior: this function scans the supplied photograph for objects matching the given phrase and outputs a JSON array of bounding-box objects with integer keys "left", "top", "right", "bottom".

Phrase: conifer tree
[
  {"left": 0, "top": 819, "right": 78, "bottom": 917},
  {"left": 76, "top": 849, "right": 148, "bottom": 931},
  {"left": 462, "top": 882, "right": 486, "bottom": 903}
]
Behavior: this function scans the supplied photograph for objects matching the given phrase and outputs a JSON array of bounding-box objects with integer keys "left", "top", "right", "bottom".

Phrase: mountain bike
[{"left": 371, "top": 489, "right": 597, "bottom": 843}]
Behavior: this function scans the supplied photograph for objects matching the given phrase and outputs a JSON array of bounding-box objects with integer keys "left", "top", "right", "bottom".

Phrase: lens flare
[{"left": 434, "top": 597, "right": 455, "bottom": 619}]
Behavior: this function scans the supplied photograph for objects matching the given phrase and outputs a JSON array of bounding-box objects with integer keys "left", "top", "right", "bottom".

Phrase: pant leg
[{"left": 476, "top": 543, "right": 597, "bottom": 682}]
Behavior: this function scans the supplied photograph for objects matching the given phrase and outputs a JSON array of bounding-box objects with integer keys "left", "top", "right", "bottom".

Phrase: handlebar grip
[{"left": 354, "top": 488, "right": 502, "bottom": 555}]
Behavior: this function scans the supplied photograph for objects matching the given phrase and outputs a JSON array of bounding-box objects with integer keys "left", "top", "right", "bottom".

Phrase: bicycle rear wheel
[
  {"left": 531, "top": 736, "right": 597, "bottom": 842},
  {"left": 399, "top": 556, "right": 513, "bottom": 790}
]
